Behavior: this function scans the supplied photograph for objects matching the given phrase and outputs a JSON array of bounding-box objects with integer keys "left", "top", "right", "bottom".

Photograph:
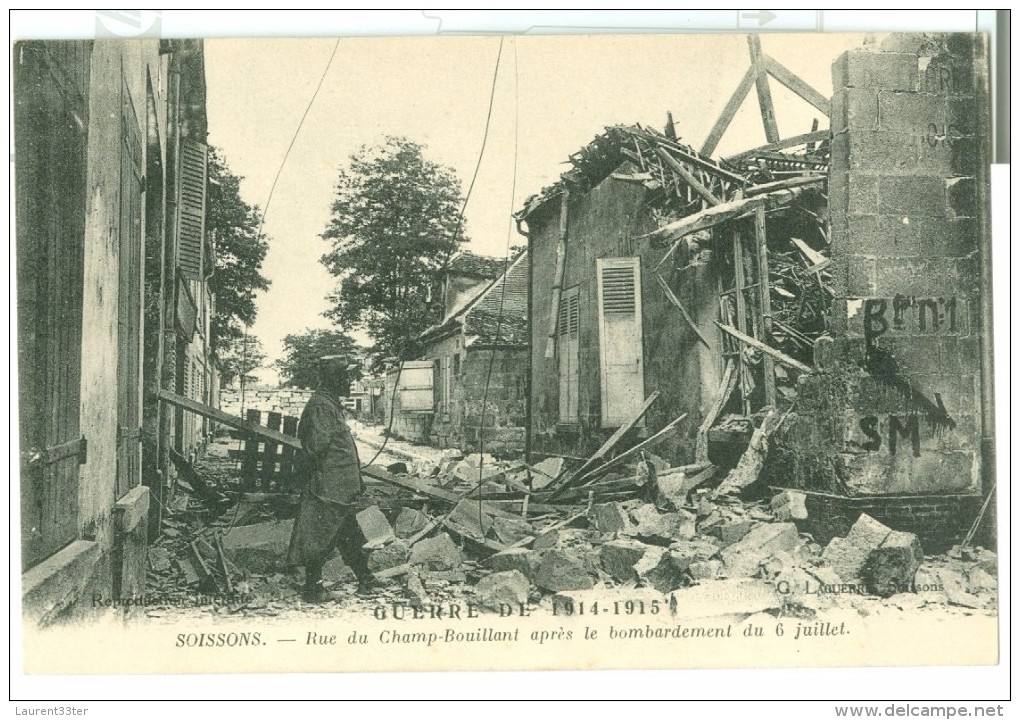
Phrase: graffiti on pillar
[
  {"left": 845, "top": 296, "right": 958, "bottom": 434},
  {"left": 854, "top": 296, "right": 966, "bottom": 344},
  {"left": 858, "top": 414, "right": 922, "bottom": 457}
]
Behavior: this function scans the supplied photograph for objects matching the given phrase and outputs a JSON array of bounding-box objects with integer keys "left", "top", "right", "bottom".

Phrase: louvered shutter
[
  {"left": 557, "top": 286, "right": 580, "bottom": 422},
  {"left": 177, "top": 138, "right": 208, "bottom": 280},
  {"left": 596, "top": 257, "right": 645, "bottom": 427}
]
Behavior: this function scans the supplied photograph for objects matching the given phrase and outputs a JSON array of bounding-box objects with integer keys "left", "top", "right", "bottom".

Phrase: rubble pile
[{"left": 147, "top": 433, "right": 998, "bottom": 619}]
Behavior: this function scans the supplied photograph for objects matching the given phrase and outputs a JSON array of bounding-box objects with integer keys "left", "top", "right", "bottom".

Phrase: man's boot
[{"left": 302, "top": 581, "right": 344, "bottom": 604}]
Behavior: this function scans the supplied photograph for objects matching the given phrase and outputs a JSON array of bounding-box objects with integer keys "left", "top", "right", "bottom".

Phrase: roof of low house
[
  {"left": 419, "top": 249, "right": 529, "bottom": 347},
  {"left": 515, "top": 123, "right": 828, "bottom": 223},
  {"left": 447, "top": 250, "right": 508, "bottom": 279}
]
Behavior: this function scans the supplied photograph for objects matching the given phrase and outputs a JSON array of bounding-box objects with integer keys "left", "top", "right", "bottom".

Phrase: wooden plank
[
  {"left": 715, "top": 322, "right": 813, "bottom": 374},
  {"left": 242, "top": 408, "right": 261, "bottom": 491},
  {"left": 279, "top": 415, "right": 299, "bottom": 489},
  {"left": 754, "top": 205, "right": 777, "bottom": 408},
  {"left": 261, "top": 411, "right": 282, "bottom": 490},
  {"left": 655, "top": 273, "right": 712, "bottom": 349},
  {"left": 158, "top": 390, "right": 302, "bottom": 448},
  {"left": 764, "top": 55, "right": 831, "bottom": 115},
  {"left": 748, "top": 35, "right": 780, "bottom": 143},
  {"left": 654, "top": 147, "right": 720, "bottom": 207},
  {"left": 573, "top": 412, "right": 689, "bottom": 487},
  {"left": 732, "top": 228, "right": 751, "bottom": 415},
  {"left": 507, "top": 511, "right": 588, "bottom": 550},
  {"left": 743, "top": 174, "right": 825, "bottom": 196},
  {"left": 701, "top": 65, "right": 757, "bottom": 157},
  {"left": 650, "top": 197, "right": 766, "bottom": 272},
  {"left": 361, "top": 465, "right": 518, "bottom": 519},
  {"left": 696, "top": 361, "right": 736, "bottom": 463},
  {"left": 547, "top": 391, "right": 662, "bottom": 499},
  {"left": 725, "top": 131, "right": 831, "bottom": 164}
]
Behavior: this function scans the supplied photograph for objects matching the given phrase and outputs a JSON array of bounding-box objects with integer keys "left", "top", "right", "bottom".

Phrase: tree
[
  {"left": 217, "top": 334, "right": 267, "bottom": 388},
  {"left": 277, "top": 329, "right": 359, "bottom": 389},
  {"left": 320, "top": 136, "right": 466, "bottom": 363},
  {"left": 206, "top": 147, "right": 271, "bottom": 360}
]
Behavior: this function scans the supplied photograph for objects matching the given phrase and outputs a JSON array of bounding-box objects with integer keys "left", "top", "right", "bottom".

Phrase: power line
[
  {"left": 363, "top": 36, "right": 506, "bottom": 470},
  {"left": 476, "top": 37, "right": 520, "bottom": 523}
]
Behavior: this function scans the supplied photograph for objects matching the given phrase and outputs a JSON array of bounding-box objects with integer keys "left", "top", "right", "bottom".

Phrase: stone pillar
[{"left": 769, "top": 34, "right": 989, "bottom": 546}]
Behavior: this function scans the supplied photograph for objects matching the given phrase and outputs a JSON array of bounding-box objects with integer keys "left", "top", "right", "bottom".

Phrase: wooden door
[
  {"left": 15, "top": 42, "right": 92, "bottom": 570},
  {"left": 596, "top": 257, "right": 645, "bottom": 427}
]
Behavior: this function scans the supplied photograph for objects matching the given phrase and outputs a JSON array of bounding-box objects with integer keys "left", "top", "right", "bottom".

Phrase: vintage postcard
[{"left": 13, "top": 29, "right": 1000, "bottom": 678}]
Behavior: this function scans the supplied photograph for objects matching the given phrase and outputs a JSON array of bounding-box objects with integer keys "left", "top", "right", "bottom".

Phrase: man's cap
[{"left": 318, "top": 354, "right": 360, "bottom": 372}]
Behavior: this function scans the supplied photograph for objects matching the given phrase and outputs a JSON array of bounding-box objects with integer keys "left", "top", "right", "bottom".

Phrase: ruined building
[
  {"left": 16, "top": 39, "right": 215, "bottom": 622},
  {"left": 518, "top": 33, "right": 992, "bottom": 548}
]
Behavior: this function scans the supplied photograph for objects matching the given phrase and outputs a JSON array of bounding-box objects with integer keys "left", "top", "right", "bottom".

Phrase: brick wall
[{"left": 768, "top": 34, "right": 989, "bottom": 543}]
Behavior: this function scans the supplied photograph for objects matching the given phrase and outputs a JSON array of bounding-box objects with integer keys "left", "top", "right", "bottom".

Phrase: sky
[{"left": 204, "top": 33, "right": 869, "bottom": 385}]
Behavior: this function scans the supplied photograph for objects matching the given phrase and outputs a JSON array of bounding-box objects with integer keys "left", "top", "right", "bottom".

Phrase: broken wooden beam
[
  {"left": 547, "top": 391, "right": 662, "bottom": 499},
  {"left": 574, "top": 412, "right": 688, "bottom": 487},
  {"left": 725, "top": 131, "right": 831, "bottom": 165},
  {"left": 650, "top": 196, "right": 766, "bottom": 272},
  {"left": 748, "top": 35, "right": 780, "bottom": 143},
  {"left": 654, "top": 146, "right": 720, "bottom": 206},
  {"left": 701, "top": 65, "right": 757, "bottom": 157},
  {"left": 763, "top": 55, "right": 831, "bottom": 115},
  {"left": 655, "top": 273, "right": 712, "bottom": 349},
  {"left": 715, "top": 322, "right": 813, "bottom": 374},
  {"left": 361, "top": 465, "right": 519, "bottom": 519},
  {"left": 754, "top": 205, "right": 777, "bottom": 408},
  {"left": 159, "top": 389, "right": 302, "bottom": 449},
  {"left": 695, "top": 360, "right": 736, "bottom": 465},
  {"left": 714, "top": 409, "right": 784, "bottom": 496}
]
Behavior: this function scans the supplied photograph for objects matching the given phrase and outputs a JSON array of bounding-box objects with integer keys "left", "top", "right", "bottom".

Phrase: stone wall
[
  {"left": 220, "top": 387, "right": 314, "bottom": 421},
  {"left": 769, "top": 35, "right": 989, "bottom": 525}
]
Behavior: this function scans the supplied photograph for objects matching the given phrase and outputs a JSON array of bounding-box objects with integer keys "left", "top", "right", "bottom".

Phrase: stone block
[
  {"left": 532, "top": 549, "right": 593, "bottom": 592},
  {"left": 834, "top": 50, "right": 918, "bottom": 92},
  {"left": 599, "top": 539, "right": 652, "bottom": 582},
  {"left": 590, "top": 502, "right": 636, "bottom": 535},
  {"left": 448, "top": 500, "right": 494, "bottom": 540},
  {"left": 492, "top": 516, "right": 534, "bottom": 546},
  {"left": 321, "top": 555, "right": 353, "bottom": 583},
  {"left": 485, "top": 547, "right": 542, "bottom": 578},
  {"left": 878, "top": 90, "right": 946, "bottom": 132},
  {"left": 220, "top": 519, "right": 295, "bottom": 573},
  {"left": 474, "top": 570, "right": 530, "bottom": 612},
  {"left": 720, "top": 522, "right": 800, "bottom": 578},
  {"left": 770, "top": 490, "right": 809, "bottom": 522},
  {"left": 946, "top": 176, "right": 978, "bottom": 219},
  {"left": 688, "top": 560, "right": 722, "bottom": 581},
  {"left": 530, "top": 457, "right": 564, "bottom": 489},
  {"left": 356, "top": 506, "right": 395, "bottom": 550},
  {"left": 634, "top": 547, "right": 690, "bottom": 593},
  {"left": 878, "top": 176, "right": 946, "bottom": 216},
  {"left": 367, "top": 539, "right": 410, "bottom": 573},
  {"left": 394, "top": 507, "right": 430, "bottom": 540},
  {"left": 822, "top": 513, "right": 892, "bottom": 581},
  {"left": 651, "top": 468, "right": 687, "bottom": 511},
  {"left": 408, "top": 532, "right": 463, "bottom": 571},
  {"left": 862, "top": 529, "right": 924, "bottom": 597}
]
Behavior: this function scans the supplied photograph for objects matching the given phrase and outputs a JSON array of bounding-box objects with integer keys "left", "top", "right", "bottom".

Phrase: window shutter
[
  {"left": 397, "top": 360, "right": 436, "bottom": 412},
  {"left": 177, "top": 138, "right": 208, "bottom": 280},
  {"left": 596, "top": 257, "right": 645, "bottom": 427},
  {"left": 558, "top": 286, "right": 580, "bottom": 422}
]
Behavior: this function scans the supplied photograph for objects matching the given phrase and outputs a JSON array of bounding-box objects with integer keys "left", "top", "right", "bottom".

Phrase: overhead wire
[
  {"left": 226, "top": 38, "right": 341, "bottom": 532},
  {"left": 476, "top": 37, "right": 519, "bottom": 527},
  {"left": 361, "top": 36, "right": 506, "bottom": 471}
]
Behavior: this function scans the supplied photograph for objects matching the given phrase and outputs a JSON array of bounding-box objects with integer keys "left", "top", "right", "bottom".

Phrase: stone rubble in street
[{"left": 146, "top": 426, "right": 997, "bottom": 621}]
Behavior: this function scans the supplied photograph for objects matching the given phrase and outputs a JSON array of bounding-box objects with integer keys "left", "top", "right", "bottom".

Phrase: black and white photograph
[{"left": 10, "top": 11, "right": 1007, "bottom": 701}]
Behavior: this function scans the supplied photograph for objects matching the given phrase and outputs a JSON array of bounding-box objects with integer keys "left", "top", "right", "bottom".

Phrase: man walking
[{"left": 287, "top": 355, "right": 376, "bottom": 602}]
